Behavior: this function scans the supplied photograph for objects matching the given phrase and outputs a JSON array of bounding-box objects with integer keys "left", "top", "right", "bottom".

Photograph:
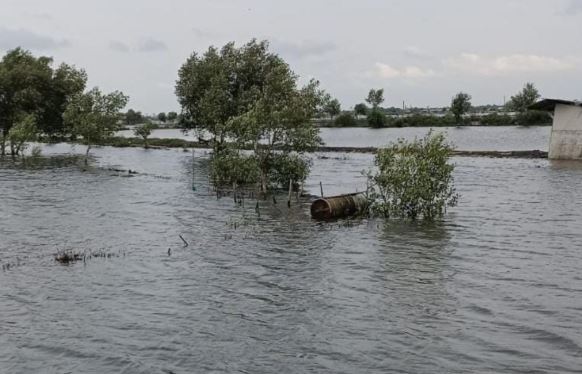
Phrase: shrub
[
  {"left": 210, "top": 151, "right": 260, "bottom": 186},
  {"left": 334, "top": 113, "right": 358, "bottom": 127},
  {"left": 367, "top": 109, "right": 386, "bottom": 128},
  {"left": 513, "top": 110, "right": 552, "bottom": 126},
  {"left": 269, "top": 153, "right": 311, "bottom": 189},
  {"left": 367, "top": 131, "right": 458, "bottom": 220}
]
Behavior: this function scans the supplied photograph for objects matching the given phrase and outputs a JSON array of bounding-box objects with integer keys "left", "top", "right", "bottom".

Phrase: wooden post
[
  {"left": 288, "top": 179, "right": 293, "bottom": 208},
  {"left": 320, "top": 181, "right": 324, "bottom": 198}
]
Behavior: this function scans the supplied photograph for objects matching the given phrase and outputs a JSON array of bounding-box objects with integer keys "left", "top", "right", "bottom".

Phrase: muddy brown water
[{"left": 1, "top": 133, "right": 581, "bottom": 373}]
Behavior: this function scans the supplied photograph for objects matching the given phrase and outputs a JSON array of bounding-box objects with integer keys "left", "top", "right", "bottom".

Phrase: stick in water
[{"left": 178, "top": 234, "right": 189, "bottom": 247}]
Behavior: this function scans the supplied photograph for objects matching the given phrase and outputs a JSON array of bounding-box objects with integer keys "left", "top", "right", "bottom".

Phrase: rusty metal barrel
[{"left": 310, "top": 193, "right": 368, "bottom": 219}]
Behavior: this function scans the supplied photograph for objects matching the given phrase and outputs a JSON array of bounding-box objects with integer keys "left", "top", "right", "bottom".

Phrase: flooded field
[
  {"left": 118, "top": 125, "right": 552, "bottom": 151},
  {"left": 1, "top": 138, "right": 581, "bottom": 373}
]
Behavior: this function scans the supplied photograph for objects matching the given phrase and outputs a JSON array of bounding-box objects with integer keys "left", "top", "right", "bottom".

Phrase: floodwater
[
  {"left": 1, "top": 133, "right": 582, "bottom": 373},
  {"left": 118, "top": 125, "right": 552, "bottom": 151}
]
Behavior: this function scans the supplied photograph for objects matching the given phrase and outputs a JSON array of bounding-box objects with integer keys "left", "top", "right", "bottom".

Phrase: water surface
[{"left": 1, "top": 142, "right": 581, "bottom": 373}]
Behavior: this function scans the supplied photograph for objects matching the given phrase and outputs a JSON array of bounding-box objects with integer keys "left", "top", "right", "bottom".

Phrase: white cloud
[
  {"left": 375, "top": 63, "right": 435, "bottom": 79},
  {"left": 563, "top": 0, "right": 582, "bottom": 15},
  {"left": 445, "top": 53, "right": 574, "bottom": 75}
]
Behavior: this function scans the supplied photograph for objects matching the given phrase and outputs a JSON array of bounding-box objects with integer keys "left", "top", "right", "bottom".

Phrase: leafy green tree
[
  {"left": 176, "top": 39, "right": 325, "bottom": 191},
  {"left": 366, "top": 89, "right": 384, "bottom": 109},
  {"left": 506, "top": 82, "right": 540, "bottom": 113},
  {"left": 354, "top": 103, "right": 368, "bottom": 117},
  {"left": 157, "top": 112, "right": 167, "bottom": 123},
  {"left": 125, "top": 109, "right": 144, "bottom": 125},
  {"left": 367, "top": 109, "right": 386, "bottom": 128},
  {"left": 167, "top": 111, "right": 178, "bottom": 122},
  {"left": 323, "top": 97, "right": 341, "bottom": 119},
  {"left": 7, "top": 114, "right": 37, "bottom": 157},
  {"left": 64, "top": 87, "right": 128, "bottom": 164},
  {"left": 133, "top": 122, "right": 155, "bottom": 148},
  {"left": 0, "top": 48, "right": 86, "bottom": 155},
  {"left": 450, "top": 92, "right": 472, "bottom": 124},
  {"left": 367, "top": 131, "right": 458, "bottom": 220},
  {"left": 230, "top": 64, "right": 324, "bottom": 191}
]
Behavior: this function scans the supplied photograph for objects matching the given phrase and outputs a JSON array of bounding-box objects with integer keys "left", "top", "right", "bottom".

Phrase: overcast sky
[{"left": 1, "top": 0, "right": 581, "bottom": 113}]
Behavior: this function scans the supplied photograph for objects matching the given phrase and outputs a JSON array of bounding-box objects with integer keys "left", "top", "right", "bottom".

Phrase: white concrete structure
[{"left": 531, "top": 99, "right": 582, "bottom": 160}]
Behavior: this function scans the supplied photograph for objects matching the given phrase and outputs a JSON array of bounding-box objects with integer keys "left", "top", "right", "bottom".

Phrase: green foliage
[
  {"left": 367, "top": 109, "right": 386, "bottom": 128},
  {"left": 177, "top": 39, "right": 324, "bottom": 191},
  {"left": 167, "top": 111, "right": 178, "bottom": 121},
  {"left": 479, "top": 112, "right": 513, "bottom": 126},
  {"left": 125, "top": 109, "right": 144, "bottom": 125},
  {"left": 334, "top": 112, "right": 358, "bottom": 127},
  {"left": 7, "top": 114, "right": 37, "bottom": 156},
  {"left": 366, "top": 89, "right": 384, "bottom": 109},
  {"left": 269, "top": 153, "right": 311, "bottom": 189},
  {"left": 388, "top": 114, "right": 459, "bottom": 127},
  {"left": 450, "top": 92, "right": 472, "bottom": 123},
  {"left": 354, "top": 103, "right": 368, "bottom": 117},
  {"left": 368, "top": 132, "right": 458, "bottom": 220},
  {"left": 211, "top": 150, "right": 260, "bottom": 186},
  {"left": 0, "top": 48, "right": 86, "bottom": 147},
  {"left": 506, "top": 82, "right": 540, "bottom": 113},
  {"left": 157, "top": 112, "right": 167, "bottom": 122},
  {"left": 133, "top": 122, "right": 155, "bottom": 148},
  {"left": 64, "top": 87, "right": 128, "bottom": 162},
  {"left": 323, "top": 96, "right": 341, "bottom": 119},
  {"left": 513, "top": 110, "right": 552, "bottom": 126}
]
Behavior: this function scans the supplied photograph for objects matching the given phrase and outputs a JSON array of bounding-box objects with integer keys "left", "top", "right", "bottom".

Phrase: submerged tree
[
  {"left": 133, "top": 122, "right": 155, "bottom": 148},
  {"left": 450, "top": 92, "right": 472, "bottom": 124},
  {"left": 64, "top": 88, "right": 128, "bottom": 164},
  {"left": 7, "top": 114, "right": 37, "bottom": 157},
  {"left": 0, "top": 48, "right": 86, "bottom": 155},
  {"left": 176, "top": 39, "right": 325, "bottom": 191},
  {"left": 367, "top": 131, "right": 458, "bottom": 220}
]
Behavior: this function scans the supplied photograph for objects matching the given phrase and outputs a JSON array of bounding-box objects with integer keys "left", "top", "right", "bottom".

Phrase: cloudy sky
[{"left": 1, "top": 0, "right": 581, "bottom": 113}]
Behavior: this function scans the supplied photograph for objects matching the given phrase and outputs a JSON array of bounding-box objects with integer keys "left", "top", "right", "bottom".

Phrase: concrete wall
[{"left": 549, "top": 104, "right": 582, "bottom": 160}]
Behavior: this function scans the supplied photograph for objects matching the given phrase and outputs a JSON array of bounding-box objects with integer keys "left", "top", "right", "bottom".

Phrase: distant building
[{"left": 530, "top": 99, "right": 582, "bottom": 160}]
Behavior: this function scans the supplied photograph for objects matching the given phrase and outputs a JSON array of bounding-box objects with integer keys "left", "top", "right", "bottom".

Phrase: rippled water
[
  {"left": 1, "top": 141, "right": 581, "bottom": 373},
  {"left": 118, "top": 125, "right": 552, "bottom": 151}
]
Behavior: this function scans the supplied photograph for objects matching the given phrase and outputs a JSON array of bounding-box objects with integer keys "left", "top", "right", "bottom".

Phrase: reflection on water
[{"left": 1, "top": 144, "right": 581, "bottom": 373}]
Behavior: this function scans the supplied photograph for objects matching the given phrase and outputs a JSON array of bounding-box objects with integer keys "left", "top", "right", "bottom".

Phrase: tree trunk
[
  {"left": 0, "top": 129, "right": 5, "bottom": 156},
  {"left": 85, "top": 144, "right": 91, "bottom": 165}
]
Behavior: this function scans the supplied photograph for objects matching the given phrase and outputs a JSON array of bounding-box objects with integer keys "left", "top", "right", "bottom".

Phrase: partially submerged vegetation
[
  {"left": 366, "top": 132, "right": 458, "bottom": 220},
  {"left": 176, "top": 39, "right": 326, "bottom": 192}
]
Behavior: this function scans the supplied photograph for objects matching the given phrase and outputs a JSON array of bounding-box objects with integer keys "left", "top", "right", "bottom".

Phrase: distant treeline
[{"left": 318, "top": 110, "right": 552, "bottom": 128}]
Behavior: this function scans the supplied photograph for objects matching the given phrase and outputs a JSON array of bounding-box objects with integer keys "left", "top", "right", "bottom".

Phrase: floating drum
[{"left": 310, "top": 193, "right": 368, "bottom": 219}]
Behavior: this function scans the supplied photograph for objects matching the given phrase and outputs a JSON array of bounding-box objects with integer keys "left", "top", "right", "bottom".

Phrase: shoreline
[{"left": 44, "top": 137, "right": 547, "bottom": 159}]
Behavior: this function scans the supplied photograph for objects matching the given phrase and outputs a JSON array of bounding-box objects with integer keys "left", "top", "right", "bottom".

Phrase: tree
[
  {"left": 133, "top": 122, "right": 154, "bottom": 148},
  {"left": 167, "top": 111, "right": 178, "bottom": 122},
  {"left": 450, "top": 92, "right": 471, "bottom": 124},
  {"left": 367, "top": 109, "right": 386, "bottom": 128},
  {"left": 354, "top": 103, "right": 368, "bottom": 117},
  {"left": 323, "top": 97, "right": 341, "bottom": 119},
  {"left": 157, "top": 112, "right": 167, "bottom": 123},
  {"left": 64, "top": 87, "right": 128, "bottom": 164},
  {"left": 125, "top": 109, "right": 144, "bottom": 125},
  {"left": 506, "top": 82, "right": 540, "bottom": 113},
  {"left": 176, "top": 39, "right": 325, "bottom": 191},
  {"left": 367, "top": 131, "right": 458, "bottom": 220},
  {"left": 7, "top": 114, "right": 37, "bottom": 157},
  {"left": 229, "top": 63, "right": 325, "bottom": 191},
  {"left": 366, "top": 89, "right": 384, "bottom": 109},
  {"left": 0, "top": 48, "right": 86, "bottom": 155}
]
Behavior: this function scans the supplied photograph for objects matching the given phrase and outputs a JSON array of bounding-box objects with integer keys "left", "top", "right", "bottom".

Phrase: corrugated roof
[{"left": 529, "top": 99, "right": 582, "bottom": 111}]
